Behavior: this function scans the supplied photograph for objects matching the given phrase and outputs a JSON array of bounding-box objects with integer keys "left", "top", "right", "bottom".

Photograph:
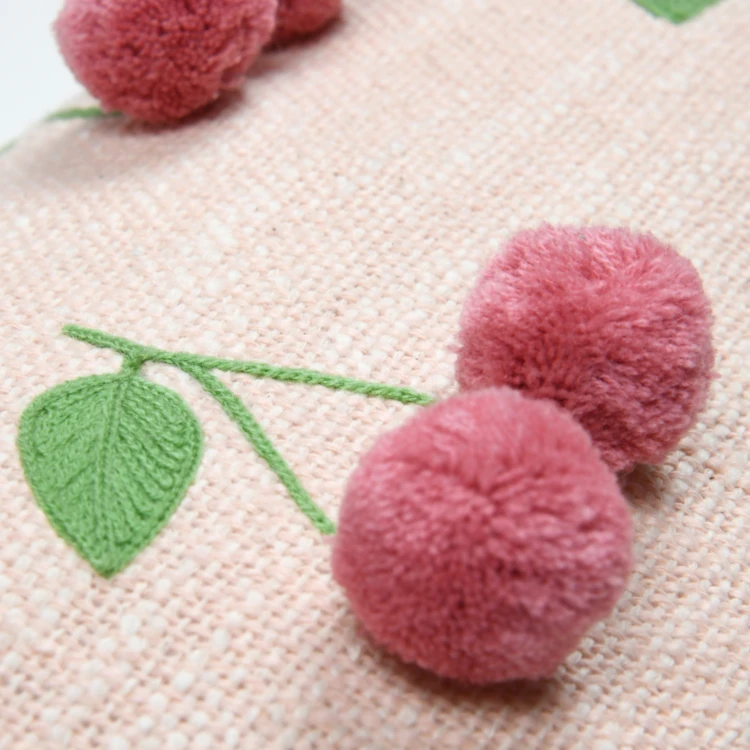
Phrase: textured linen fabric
[{"left": 1, "top": 0, "right": 748, "bottom": 748}]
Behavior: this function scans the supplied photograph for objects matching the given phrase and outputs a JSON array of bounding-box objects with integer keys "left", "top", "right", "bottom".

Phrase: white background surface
[{"left": 0, "top": 0, "right": 83, "bottom": 145}]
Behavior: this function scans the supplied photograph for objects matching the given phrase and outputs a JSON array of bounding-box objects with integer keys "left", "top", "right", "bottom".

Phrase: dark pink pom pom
[
  {"left": 55, "top": 0, "right": 278, "bottom": 122},
  {"left": 333, "top": 388, "right": 632, "bottom": 684},
  {"left": 270, "top": 0, "right": 341, "bottom": 44},
  {"left": 457, "top": 226, "right": 714, "bottom": 472}
]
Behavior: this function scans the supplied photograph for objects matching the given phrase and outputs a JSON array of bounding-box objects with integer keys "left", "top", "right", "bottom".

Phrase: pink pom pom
[
  {"left": 332, "top": 389, "right": 632, "bottom": 684},
  {"left": 457, "top": 226, "right": 714, "bottom": 472},
  {"left": 270, "top": 0, "right": 341, "bottom": 44},
  {"left": 55, "top": 0, "right": 278, "bottom": 122}
]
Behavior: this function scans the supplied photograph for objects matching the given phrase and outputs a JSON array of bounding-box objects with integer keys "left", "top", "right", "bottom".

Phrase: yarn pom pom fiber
[
  {"left": 332, "top": 388, "right": 632, "bottom": 684},
  {"left": 271, "top": 0, "right": 341, "bottom": 44},
  {"left": 55, "top": 0, "right": 278, "bottom": 122},
  {"left": 457, "top": 226, "right": 714, "bottom": 472}
]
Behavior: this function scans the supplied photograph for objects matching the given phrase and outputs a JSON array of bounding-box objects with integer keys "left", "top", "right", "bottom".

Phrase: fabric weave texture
[{"left": 0, "top": 0, "right": 748, "bottom": 747}]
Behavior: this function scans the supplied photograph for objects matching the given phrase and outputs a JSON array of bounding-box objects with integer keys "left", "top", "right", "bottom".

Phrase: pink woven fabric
[{"left": 1, "top": 0, "right": 748, "bottom": 746}]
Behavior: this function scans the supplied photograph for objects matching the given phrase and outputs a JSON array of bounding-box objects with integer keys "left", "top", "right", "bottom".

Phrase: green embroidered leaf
[
  {"left": 18, "top": 374, "right": 202, "bottom": 577},
  {"left": 632, "top": 0, "right": 724, "bottom": 23}
]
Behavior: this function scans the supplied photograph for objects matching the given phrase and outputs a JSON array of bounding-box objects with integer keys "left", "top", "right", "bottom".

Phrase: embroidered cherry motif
[{"left": 18, "top": 226, "right": 713, "bottom": 684}]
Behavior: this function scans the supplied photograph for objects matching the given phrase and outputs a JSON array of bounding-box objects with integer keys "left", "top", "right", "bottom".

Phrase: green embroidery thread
[
  {"left": 18, "top": 372, "right": 202, "bottom": 578},
  {"left": 632, "top": 0, "right": 724, "bottom": 22},
  {"left": 46, "top": 106, "right": 121, "bottom": 122},
  {"left": 63, "top": 326, "right": 435, "bottom": 406},
  {"left": 1, "top": 107, "right": 118, "bottom": 160},
  {"left": 18, "top": 326, "right": 435, "bottom": 576},
  {"left": 181, "top": 362, "right": 337, "bottom": 536}
]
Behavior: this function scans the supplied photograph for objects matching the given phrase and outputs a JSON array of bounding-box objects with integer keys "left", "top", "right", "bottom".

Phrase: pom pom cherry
[
  {"left": 457, "top": 226, "right": 714, "bottom": 472},
  {"left": 55, "top": 0, "right": 278, "bottom": 122},
  {"left": 332, "top": 388, "right": 632, "bottom": 684},
  {"left": 270, "top": 0, "right": 341, "bottom": 44}
]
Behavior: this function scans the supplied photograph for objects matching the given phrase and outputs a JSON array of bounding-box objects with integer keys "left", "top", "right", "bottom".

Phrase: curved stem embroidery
[
  {"left": 46, "top": 106, "right": 121, "bottom": 122},
  {"left": 20, "top": 324, "right": 438, "bottom": 574},
  {"left": 181, "top": 362, "right": 336, "bottom": 535},
  {"left": 59, "top": 325, "right": 435, "bottom": 539},
  {"left": 2, "top": 108, "right": 119, "bottom": 159},
  {"left": 64, "top": 326, "right": 435, "bottom": 407}
]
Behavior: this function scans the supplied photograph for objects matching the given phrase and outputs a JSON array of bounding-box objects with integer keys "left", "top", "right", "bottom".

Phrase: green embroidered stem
[
  {"left": 65, "top": 326, "right": 160, "bottom": 366},
  {"left": 21, "top": 320, "right": 434, "bottom": 574},
  {"left": 46, "top": 107, "right": 122, "bottom": 122},
  {"left": 181, "top": 363, "right": 336, "bottom": 535},
  {"left": 173, "top": 356, "right": 435, "bottom": 405},
  {"left": 121, "top": 354, "right": 149, "bottom": 376},
  {"left": 1, "top": 108, "right": 117, "bottom": 162},
  {"left": 61, "top": 324, "right": 436, "bottom": 537},
  {"left": 63, "top": 325, "right": 435, "bottom": 407}
]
